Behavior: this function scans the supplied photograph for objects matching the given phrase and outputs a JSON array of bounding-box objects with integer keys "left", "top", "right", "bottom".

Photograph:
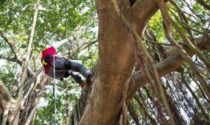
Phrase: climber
[{"left": 41, "top": 46, "right": 93, "bottom": 87}]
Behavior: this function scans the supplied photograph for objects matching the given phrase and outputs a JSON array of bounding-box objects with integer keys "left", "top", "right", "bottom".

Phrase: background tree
[
  {"left": 0, "top": 0, "right": 210, "bottom": 125},
  {"left": 0, "top": 0, "right": 97, "bottom": 124}
]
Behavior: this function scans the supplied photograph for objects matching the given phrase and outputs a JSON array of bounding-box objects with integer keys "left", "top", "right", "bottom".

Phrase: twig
[
  {"left": 134, "top": 95, "right": 157, "bottom": 124},
  {"left": 0, "top": 31, "right": 19, "bottom": 60},
  {"left": 80, "top": 40, "right": 98, "bottom": 51},
  {"left": 181, "top": 73, "right": 210, "bottom": 120},
  {"left": 24, "top": 105, "right": 37, "bottom": 125},
  {"left": 0, "top": 55, "right": 22, "bottom": 65},
  {"left": 183, "top": 0, "right": 205, "bottom": 23},
  {"left": 69, "top": 39, "right": 98, "bottom": 58},
  {"left": 190, "top": 74, "right": 210, "bottom": 102},
  {"left": 195, "top": 0, "right": 210, "bottom": 10},
  {"left": 127, "top": 102, "right": 141, "bottom": 125}
]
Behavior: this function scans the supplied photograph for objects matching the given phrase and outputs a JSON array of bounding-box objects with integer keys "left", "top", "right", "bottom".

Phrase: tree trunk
[
  {"left": 79, "top": 1, "right": 135, "bottom": 125},
  {"left": 69, "top": 0, "right": 210, "bottom": 124}
]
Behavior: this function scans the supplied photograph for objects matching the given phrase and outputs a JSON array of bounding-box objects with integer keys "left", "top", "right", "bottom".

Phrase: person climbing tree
[{"left": 41, "top": 46, "right": 93, "bottom": 87}]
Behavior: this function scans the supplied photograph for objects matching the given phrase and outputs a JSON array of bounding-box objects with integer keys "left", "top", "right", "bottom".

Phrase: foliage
[{"left": 0, "top": 0, "right": 97, "bottom": 124}]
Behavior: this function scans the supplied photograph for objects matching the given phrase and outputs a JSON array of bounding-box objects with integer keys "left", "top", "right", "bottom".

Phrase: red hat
[{"left": 41, "top": 46, "right": 57, "bottom": 61}]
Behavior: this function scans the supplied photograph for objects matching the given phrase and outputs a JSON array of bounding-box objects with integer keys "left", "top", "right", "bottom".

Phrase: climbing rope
[{"left": 53, "top": 55, "right": 57, "bottom": 125}]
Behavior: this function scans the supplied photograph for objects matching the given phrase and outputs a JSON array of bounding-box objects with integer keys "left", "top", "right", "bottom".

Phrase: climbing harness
[{"left": 53, "top": 56, "right": 57, "bottom": 125}]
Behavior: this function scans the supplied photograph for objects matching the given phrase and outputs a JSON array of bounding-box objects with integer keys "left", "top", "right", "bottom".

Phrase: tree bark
[
  {"left": 78, "top": 0, "right": 164, "bottom": 125},
  {"left": 79, "top": 0, "right": 135, "bottom": 124}
]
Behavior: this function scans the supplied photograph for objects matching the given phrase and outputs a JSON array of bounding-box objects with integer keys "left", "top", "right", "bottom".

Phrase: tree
[
  {"left": 0, "top": 0, "right": 210, "bottom": 125},
  {"left": 71, "top": 0, "right": 210, "bottom": 125}
]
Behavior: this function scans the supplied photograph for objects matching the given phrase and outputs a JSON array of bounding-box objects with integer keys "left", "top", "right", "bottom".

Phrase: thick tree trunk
[
  {"left": 79, "top": 1, "right": 135, "bottom": 125},
  {"left": 78, "top": 0, "right": 161, "bottom": 124}
]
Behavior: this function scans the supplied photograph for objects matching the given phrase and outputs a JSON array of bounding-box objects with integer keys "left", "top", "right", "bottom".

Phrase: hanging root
[{"left": 111, "top": 0, "right": 177, "bottom": 124}]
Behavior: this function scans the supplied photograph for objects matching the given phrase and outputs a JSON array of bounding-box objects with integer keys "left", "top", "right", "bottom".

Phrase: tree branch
[
  {"left": 0, "top": 55, "right": 22, "bottom": 65},
  {"left": 128, "top": 34, "right": 210, "bottom": 99},
  {"left": 131, "top": 0, "right": 159, "bottom": 33},
  {"left": 128, "top": 102, "right": 140, "bottom": 125},
  {"left": 0, "top": 31, "right": 18, "bottom": 59},
  {"left": 195, "top": 0, "right": 210, "bottom": 10},
  {"left": 24, "top": 105, "right": 37, "bottom": 125},
  {"left": 0, "top": 81, "right": 12, "bottom": 102},
  {"left": 0, "top": 81, "right": 15, "bottom": 125},
  {"left": 0, "top": 31, "right": 35, "bottom": 77}
]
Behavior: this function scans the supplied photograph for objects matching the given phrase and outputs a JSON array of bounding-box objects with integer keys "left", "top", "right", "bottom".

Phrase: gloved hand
[
  {"left": 86, "top": 73, "right": 93, "bottom": 86},
  {"left": 69, "top": 72, "right": 85, "bottom": 87},
  {"left": 79, "top": 82, "right": 86, "bottom": 88}
]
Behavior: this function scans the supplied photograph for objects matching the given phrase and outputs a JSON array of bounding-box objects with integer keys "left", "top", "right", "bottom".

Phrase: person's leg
[{"left": 64, "top": 60, "right": 93, "bottom": 84}]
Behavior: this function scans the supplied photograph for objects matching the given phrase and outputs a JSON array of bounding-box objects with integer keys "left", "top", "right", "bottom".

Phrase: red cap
[{"left": 41, "top": 46, "right": 57, "bottom": 61}]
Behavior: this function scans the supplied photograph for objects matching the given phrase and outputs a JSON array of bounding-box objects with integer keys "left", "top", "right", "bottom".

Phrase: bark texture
[
  {"left": 79, "top": 1, "right": 135, "bottom": 125},
  {"left": 79, "top": 0, "right": 161, "bottom": 125}
]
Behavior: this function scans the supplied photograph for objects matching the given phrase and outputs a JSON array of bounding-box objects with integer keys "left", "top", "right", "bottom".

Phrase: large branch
[
  {"left": 0, "top": 81, "right": 13, "bottom": 110},
  {"left": 131, "top": 0, "right": 159, "bottom": 34},
  {"left": 128, "top": 35, "right": 210, "bottom": 99}
]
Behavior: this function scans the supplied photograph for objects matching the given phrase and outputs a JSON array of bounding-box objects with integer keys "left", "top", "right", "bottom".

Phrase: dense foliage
[{"left": 0, "top": 0, "right": 97, "bottom": 124}]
